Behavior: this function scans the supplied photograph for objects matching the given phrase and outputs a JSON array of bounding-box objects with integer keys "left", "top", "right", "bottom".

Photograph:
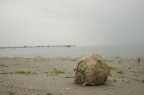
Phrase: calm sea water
[{"left": 0, "top": 45, "right": 144, "bottom": 57}]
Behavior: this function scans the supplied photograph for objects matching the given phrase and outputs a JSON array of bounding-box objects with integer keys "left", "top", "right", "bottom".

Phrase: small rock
[
  {"left": 28, "top": 87, "right": 32, "bottom": 90},
  {"left": 46, "top": 93, "right": 52, "bottom": 95},
  {"left": 113, "top": 79, "right": 117, "bottom": 82},
  {"left": 128, "top": 67, "right": 131, "bottom": 69},
  {"left": 117, "top": 71, "right": 123, "bottom": 74},
  {"left": 141, "top": 80, "right": 144, "bottom": 83},
  {"left": 64, "top": 76, "right": 74, "bottom": 78},
  {"left": 66, "top": 87, "right": 69, "bottom": 90}
]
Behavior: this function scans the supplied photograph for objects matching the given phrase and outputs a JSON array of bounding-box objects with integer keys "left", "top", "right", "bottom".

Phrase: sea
[{"left": 0, "top": 44, "right": 144, "bottom": 57}]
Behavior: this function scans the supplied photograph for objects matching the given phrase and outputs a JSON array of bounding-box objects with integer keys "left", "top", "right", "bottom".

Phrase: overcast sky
[{"left": 0, "top": 0, "right": 144, "bottom": 46}]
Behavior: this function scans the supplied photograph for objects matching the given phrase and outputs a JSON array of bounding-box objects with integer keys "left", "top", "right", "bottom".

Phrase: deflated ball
[{"left": 74, "top": 54, "right": 110, "bottom": 86}]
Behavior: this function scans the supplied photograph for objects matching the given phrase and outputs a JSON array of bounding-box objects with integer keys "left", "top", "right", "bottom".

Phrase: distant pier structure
[{"left": 0, "top": 45, "right": 75, "bottom": 49}]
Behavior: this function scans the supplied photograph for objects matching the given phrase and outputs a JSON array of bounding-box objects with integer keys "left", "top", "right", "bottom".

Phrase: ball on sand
[{"left": 74, "top": 54, "right": 110, "bottom": 86}]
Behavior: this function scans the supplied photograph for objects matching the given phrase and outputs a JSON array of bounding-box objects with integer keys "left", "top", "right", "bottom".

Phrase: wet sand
[{"left": 0, "top": 56, "right": 144, "bottom": 95}]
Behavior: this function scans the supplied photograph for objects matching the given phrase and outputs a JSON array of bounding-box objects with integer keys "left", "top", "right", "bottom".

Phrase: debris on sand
[
  {"left": 137, "top": 58, "right": 141, "bottom": 63},
  {"left": 141, "top": 80, "right": 144, "bottom": 83},
  {"left": 74, "top": 54, "right": 111, "bottom": 86}
]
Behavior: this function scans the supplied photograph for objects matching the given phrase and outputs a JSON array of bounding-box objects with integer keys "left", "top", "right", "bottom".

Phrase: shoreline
[{"left": 1, "top": 45, "right": 144, "bottom": 57}]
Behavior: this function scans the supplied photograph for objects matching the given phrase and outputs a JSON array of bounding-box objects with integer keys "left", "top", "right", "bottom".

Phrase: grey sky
[{"left": 0, "top": 0, "right": 144, "bottom": 46}]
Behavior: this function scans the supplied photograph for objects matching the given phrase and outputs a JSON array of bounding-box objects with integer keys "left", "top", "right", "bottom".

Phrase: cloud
[{"left": 0, "top": 0, "right": 144, "bottom": 46}]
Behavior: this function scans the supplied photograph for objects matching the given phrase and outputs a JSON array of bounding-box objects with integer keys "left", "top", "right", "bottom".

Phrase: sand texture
[{"left": 0, "top": 56, "right": 144, "bottom": 95}]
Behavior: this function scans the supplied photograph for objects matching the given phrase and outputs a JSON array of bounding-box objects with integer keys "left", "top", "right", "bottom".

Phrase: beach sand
[{"left": 0, "top": 56, "right": 144, "bottom": 95}]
